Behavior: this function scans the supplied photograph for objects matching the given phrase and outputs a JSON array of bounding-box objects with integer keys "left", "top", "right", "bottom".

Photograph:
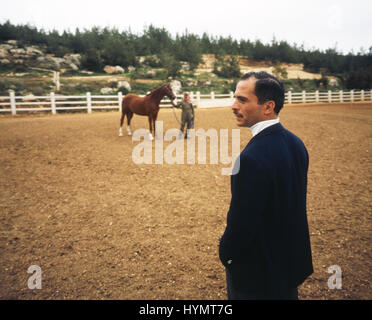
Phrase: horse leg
[
  {"left": 126, "top": 111, "right": 133, "bottom": 136},
  {"left": 119, "top": 111, "right": 125, "bottom": 136},
  {"left": 154, "top": 113, "right": 159, "bottom": 139},
  {"left": 148, "top": 116, "right": 154, "bottom": 140}
]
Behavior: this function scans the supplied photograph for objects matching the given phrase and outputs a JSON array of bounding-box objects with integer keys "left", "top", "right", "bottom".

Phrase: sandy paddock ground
[{"left": 0, "top": 102, "right": 371, "bottom": 300}]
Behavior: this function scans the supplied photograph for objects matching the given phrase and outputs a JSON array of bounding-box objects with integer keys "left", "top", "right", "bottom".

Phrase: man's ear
[{"left": 264, "top": 100, "right": 275, "bottom": 115}]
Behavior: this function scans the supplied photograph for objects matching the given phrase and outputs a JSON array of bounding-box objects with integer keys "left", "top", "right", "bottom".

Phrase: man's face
[{"left": 232, "top": 77, "right": 265, "bottom": 127}]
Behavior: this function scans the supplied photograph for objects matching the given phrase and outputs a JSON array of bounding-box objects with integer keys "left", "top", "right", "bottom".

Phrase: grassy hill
[{"left": 0, "top": 47, "right": 340, "bottom": 97}]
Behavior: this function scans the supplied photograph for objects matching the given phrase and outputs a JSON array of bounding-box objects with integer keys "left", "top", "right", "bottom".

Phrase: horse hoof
[
  {"left": 119, "top": 133, "right": 123, "bottom": 137},
  {"left": 128, "top": 132, "right": 132, "bottom": 136}
]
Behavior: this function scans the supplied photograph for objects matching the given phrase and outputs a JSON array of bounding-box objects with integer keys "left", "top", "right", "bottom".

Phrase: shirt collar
[{"left": 250, "top": 118, "right": 280, "bottom": 137}]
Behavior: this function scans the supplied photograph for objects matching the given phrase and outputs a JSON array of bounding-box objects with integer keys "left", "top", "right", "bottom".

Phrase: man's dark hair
[{"left": 241, "top": 71, "right": 285, "bottom": 114}]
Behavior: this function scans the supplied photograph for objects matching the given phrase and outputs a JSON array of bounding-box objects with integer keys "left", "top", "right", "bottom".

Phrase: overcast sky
[{"left": 1, "top": 0, "right": 371, "bottom": 54}]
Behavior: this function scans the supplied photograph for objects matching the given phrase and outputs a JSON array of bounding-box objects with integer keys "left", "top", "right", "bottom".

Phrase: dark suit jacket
[{"left": 219, "top": 123, "right": 313, "bottom": 297}]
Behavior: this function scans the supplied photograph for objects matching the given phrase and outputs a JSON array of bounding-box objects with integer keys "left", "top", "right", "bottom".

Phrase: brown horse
[{"left": 119, "top": 83, "right": 176, "bottom": 140}]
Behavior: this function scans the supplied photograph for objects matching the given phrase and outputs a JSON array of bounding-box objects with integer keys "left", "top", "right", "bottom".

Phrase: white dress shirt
[{"left": 250, "top": 118, "right": 280, "bottom": 137}]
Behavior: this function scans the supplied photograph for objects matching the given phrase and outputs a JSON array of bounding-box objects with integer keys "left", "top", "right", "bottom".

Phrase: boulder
[
  {"left": 10, "top": 48, "right": 26, "bottom": 56},
  {"left": 170, "top": 80, "right": 182, "bottom": 94},
  {"left": 104, "top": 65, "right": 125, "bottom": 74},
  {"left": 64, "top": 54, "right": 81, "bottom": 67},
  {"left": 115, "top": 65, "right": 124, "bottom": 73},
  {"left": 25, "top": 46, "right": 43, "bottom": 56},
  {"left": 145, "top": 70, "right": 156, "bottom": 78},
  {"left": 104, "top": 65, "right": 117, "bottom": 74},
  {"left": 329, "top": 78, "right": 338, "bottom": 87},
  {"left": 0, "top": 48, "right": 9, "bottom": 58},
  {"left": 128, "top": 65, "right": 136, "bottom": 72},
  {"left": 0, "top": 59, "right": 10, "bottom": 65},
  {"left": 100, "top": 87, "right": 115, "bottom": 94},
  {"left": 0, "top": 44, "right": 13, "bottom": 51},
  {"left": 117, "top": 81, "right": 131, "bottom": 91},
  {"left": 138, "top": 56, "right": 146, "bottom": 64},
  {"left": 69, "top": 63, "right": 79, "bottom": 71}
]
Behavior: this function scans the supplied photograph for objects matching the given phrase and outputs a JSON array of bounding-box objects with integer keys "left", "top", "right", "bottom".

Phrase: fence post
[
  {"left": 315, "top": 90, "right": 319, "bottom": 103},
  {"left": 53, "top": 71, "right": 60, "bottom": 91},
  {"left": 288, "top": 91, "right": 292, "bottom": 104},
  {"left": 118, "top": 92, "right": 123, "bottom": 111},
  {"left": 9, "top": 90, "right": 16, "bottom": 115},
  {"left": 87, "top": 92, "right": 92, "bottom": 114},
  {"left": 211, "top": 91, "right": 215, "bottom": 100},
  {"left": 361, "top": 90, "right": 364, "bottom": 101},
  {"left": 340, "top": 90, "right": 343, "bottom": 103},
  {"left": 328, "top": 90, "right": 332, "bottom": 103},
  {"left": 302, "top": 90, "right": 306, "bottom": 104},
  {"left": 190, "top": 91, "right": 194, "bottom": 100},
  {"left": 350, "top": 90, "right": 354, "bottom": 102},
  {"left": 196, "top": 91, "right": 201, "bottom": 107},
  {"left": 370, "top": 89, "right": 372, "bottom": 101},
  {"left": 50, "top": 92, "right": 56, "bottom": 115},
  {"left": 230, "top": 91, "right": 234, "bottom": 99}
]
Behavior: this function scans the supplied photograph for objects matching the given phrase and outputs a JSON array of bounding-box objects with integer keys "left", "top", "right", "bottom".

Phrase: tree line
[{"left": 1, "top": 21, "right": 371, "bottom": 89}]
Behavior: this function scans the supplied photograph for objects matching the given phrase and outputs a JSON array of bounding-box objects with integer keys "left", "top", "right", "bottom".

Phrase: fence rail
[{"left": 0, "top": 89, "right": 371, "bottom": 115}]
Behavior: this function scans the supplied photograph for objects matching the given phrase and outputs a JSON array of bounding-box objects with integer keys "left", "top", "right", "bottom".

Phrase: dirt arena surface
[{"left": 0, "top": 102, "right": 371, "bottom": 300}]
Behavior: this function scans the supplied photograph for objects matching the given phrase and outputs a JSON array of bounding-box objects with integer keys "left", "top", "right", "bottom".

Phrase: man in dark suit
[{"left": 219, "top": 72, "right": 313, "bottom": 299}]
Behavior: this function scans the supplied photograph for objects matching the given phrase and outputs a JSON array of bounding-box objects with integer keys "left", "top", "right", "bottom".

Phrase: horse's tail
[
  {"left": 121, "top": 95, "right": 126, "bottom": 113},
  {"left": 120, "top": 96, "right": 127, "bottom": 128}
]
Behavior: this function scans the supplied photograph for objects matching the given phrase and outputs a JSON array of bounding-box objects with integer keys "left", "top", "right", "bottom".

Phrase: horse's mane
[{"left": 146, "top": 83, "right": 170, "bottom": 96}]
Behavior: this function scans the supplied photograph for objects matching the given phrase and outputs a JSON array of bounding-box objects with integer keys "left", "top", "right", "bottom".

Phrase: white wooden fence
[{"left": 0, "top": 89, "right": 371, "bottom": 115}]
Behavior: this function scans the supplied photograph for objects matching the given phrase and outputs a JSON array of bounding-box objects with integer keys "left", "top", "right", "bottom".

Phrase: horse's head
[{"left": 163, "top": 83, "right": 176, "bottom": 101}]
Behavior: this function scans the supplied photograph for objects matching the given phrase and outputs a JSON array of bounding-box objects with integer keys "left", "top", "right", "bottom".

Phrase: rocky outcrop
[
  {"left": 25, "top": 46, "right": 43, "bottom": 56},
  {"left": 0, "top": 40, "right": 81, "bottom": 72},
  {"left": 35, "top": 54, "right": 81, "bottom": 71},
  {"left": 36, "top": 56, "right": 64, "bottom": 70},
  {"left": 0, "top": 48, "right": 8, "bottom": 58},
  {"left": 63, "top": 54, "right": 81, "bottom": 70}
]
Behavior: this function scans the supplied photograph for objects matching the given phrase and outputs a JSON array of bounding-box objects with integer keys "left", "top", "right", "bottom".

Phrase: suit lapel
[{"left": 248, "top": 123, "right": 284, "bottom": 146}]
